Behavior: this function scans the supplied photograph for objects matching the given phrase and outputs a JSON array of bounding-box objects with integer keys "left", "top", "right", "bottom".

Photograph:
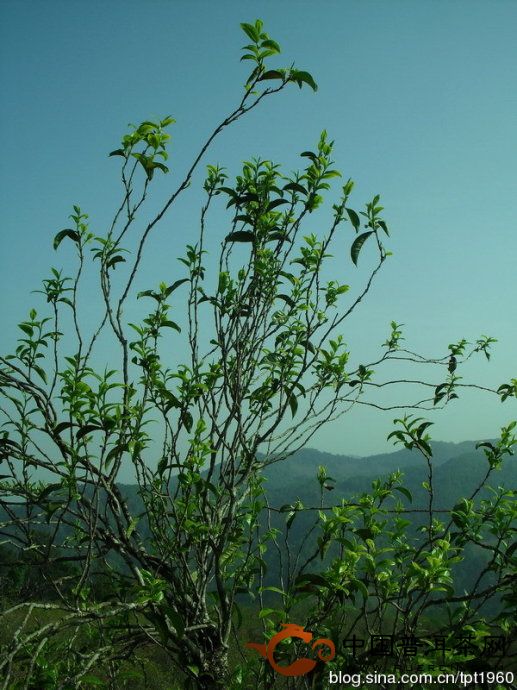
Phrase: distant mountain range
[
  {"left": 1, "top": 439, "right": 513, "bottom": 608},
  {"left": 263, "top": 440, "right": 515, "bottom": 511},
  {"left": 258, "top": 440, "right": 516, "bottom": 595}
]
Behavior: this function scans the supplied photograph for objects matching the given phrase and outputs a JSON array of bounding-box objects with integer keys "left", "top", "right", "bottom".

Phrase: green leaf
[
  {"left": 351, "top": 231, "right": 373, "bottom": 266},
  {"left": 393, "top": 486, "right": 413, "bottom": 503},
  {"left": 219, "top": 186, "right": 238, "bottom": 200},
  {"left": 267, "top": 230, "right": 288, "bottom": 242},
  {"left": 153, "top": 162, "right": 169, "bottom": 174},
  {"left": 323, "top": 170, "right": 342, "bottom": 179},
  {"left": 476, "top": 441, "right": 495, "bottom": 452},
  {"left": 258, "top": 607, "right": 277, "bottom": 619},
  {"left": 164, "top": 607, "right": 185, "bottom": 637},
  {"left": 225, "top": 231, "right": 255, "bottom": 243},
  {"left": 355, "top": 528, "right": 374, "bottom": 541},
  {"left": 294, "top": 573, "right": 329, "bottom": 590},
  {"left": 54, "top": 421, "right": 74, "bottom": 435},
  {"left": 125, "top": 516, "right": 139, "bottom": 538},
  {"left": 32, "top": 364, "right": 47, "bottom": 384},
  {"left": 241, "top": 22, "right": 259, "bottom": 43},
  {"left": 378, "top": 220, "right": 390, "bottom": 236},
  {"left": 259, "top": 49, "right": 278, "bottom": 60},
  {"left": 353, "top": 579, "right": 369, "bottom": 600},
  {"left": 53, "top": 229, "right": 80, "bottom": 251},
  {"left": 18, "top": 323, "right": 34, "bottom": 337},
  {"left": 106, "top": 255, "right": 126, "bottom": 270},
  {"left": 105, "top": 444, "right": 128, "bottom": 467},
  {"left": 258, "top": 69, "right": 284, "bottom": 82},
  {"left": 186, "top": 665, "right": 200, "bottom": 678},
  {"left": 291, "top": 70, "right": 318, "bottom": 91},
  {"left": 38, "top": 483, "right": 62, "bottom": 501},
  {"left": 416, "top": 421, "right": 433, "bottom": 436},
  {"left": 284, "top": 181, "right": 307, "bottom": 195},
  {"left": 346, "top": 208, "right": 361, "bottom": 231},
  {"left": 234, "top": 214, "right": 254, "bottom": 224},
  {"left": 276, "top": 294, "right": 295, "bottom": 308},
  {"left": 288, "top": 393, "right": 298, "bottom": 418},
  {"left": 44, "top": 501, "right": 64, "bottom": 523},
  {"left": 181, "top": 411, "right": 193, "bottom": 433},
  {"left": 235, "top": 192, "right": 259, "bottom": 205},
  {"left": 261, "top": 39, "right": 281, "bottom": 53},
  {"left": 302, "top": 339, "right": 316, "bottom": 354},
  {"left": 286, "top": 510, "right": 297, "bottom": 529},
  {"left": 261, "top": 586, "right": 286, "bottom": 597},
  {"left": 81, "top": 675, "right": 106, "bottom": 687},
  {"left": 267, "top": 198, "right": 288, "bottom": 211},
  {"left": 108, "top": 149, "right": 126, "bottom": 158},
  {"left": 162, "top": 320, "right": 181, "bottom": 333},
  {"left": 137, "top": 290, "right": 158, "bottom": 301},
  {"left": 76, "top": 425, "right": 103, "bottom": 440}
]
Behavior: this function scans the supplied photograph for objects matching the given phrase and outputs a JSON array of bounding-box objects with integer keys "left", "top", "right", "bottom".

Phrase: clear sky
[{"left": 1, "top": 0, "right": 516, "bottom": 459}]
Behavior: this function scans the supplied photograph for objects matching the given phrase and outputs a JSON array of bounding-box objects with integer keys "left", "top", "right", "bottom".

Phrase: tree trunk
[{"left": 196, "top": 646, "right": 229, "bottom": 690}]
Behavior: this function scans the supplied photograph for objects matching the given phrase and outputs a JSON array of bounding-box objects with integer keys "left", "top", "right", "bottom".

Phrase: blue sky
[{"left": 1, "top": 1, "right": 516, "bottom": 458}]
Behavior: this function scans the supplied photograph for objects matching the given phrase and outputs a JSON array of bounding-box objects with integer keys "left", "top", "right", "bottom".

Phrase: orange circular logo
[{"left": 246, "top": 623, "right": 336, "bottom": 677}]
